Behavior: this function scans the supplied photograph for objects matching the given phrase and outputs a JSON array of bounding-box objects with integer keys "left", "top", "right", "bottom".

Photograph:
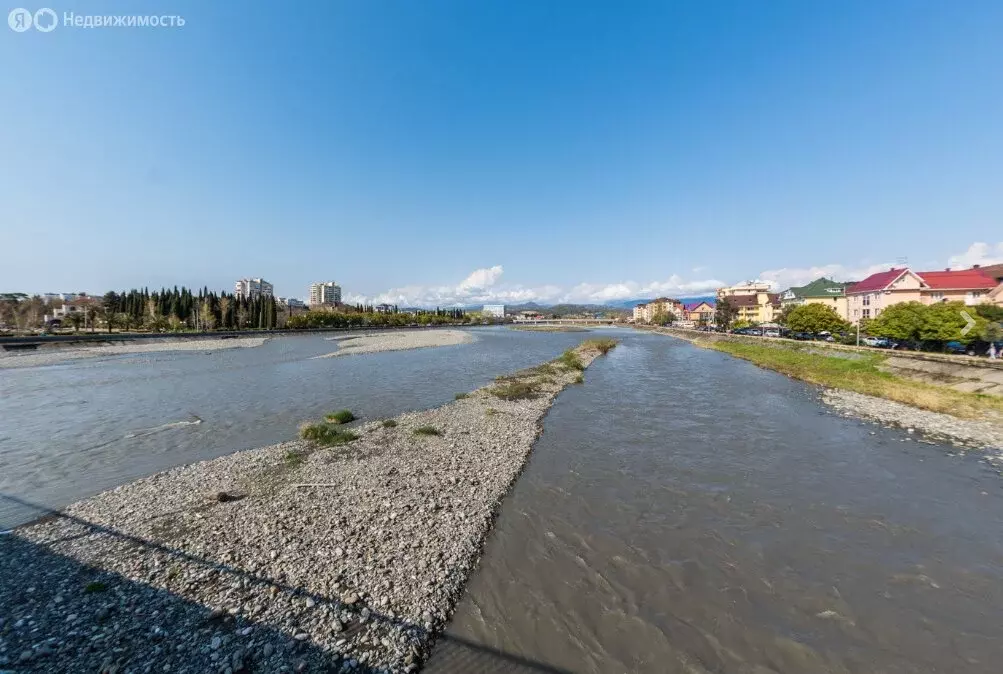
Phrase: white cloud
[
  {"left": 948, "top": 242, "right": 1003, "bottom": 269},
  {"left": 345, "top": 266, "right": 722, "bottom": 307},
  {"left": 756, "top": 262, "right": 897, "bottom": 290},
  {"left": 342, "top": 241, "right": 1000, "bottom": 307}
]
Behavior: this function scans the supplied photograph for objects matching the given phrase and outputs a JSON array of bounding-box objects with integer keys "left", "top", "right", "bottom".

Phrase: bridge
[{"left": 510, "top": 318, "right": 620, "bottom": 325}]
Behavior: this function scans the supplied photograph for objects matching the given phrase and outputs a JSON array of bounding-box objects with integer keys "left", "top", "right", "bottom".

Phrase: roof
[
  {"left": 683, "top": 301, "right": 715, "bottom": 311},
  {"left": 723, "top": 294, "right": 760, "bottom": 308},
  {"left": 786, "top": 277, "right": 851, "bottom": 299},
  {"left": 768, "top": 293, "right": 781, "bottom": 308},
  {"left": 916, "top": 269, "right": 997, "bottom": 290},
  {"left": 846, "top": 268, "right": 910, "bottom": 294},
  {"left": 974, "top": 263, "right": 1003, "bottom": 282}
]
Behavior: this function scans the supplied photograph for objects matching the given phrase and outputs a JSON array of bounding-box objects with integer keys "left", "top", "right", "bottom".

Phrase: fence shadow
[{"left": 1, "top": 492, "right": 571, "bottom": 673}]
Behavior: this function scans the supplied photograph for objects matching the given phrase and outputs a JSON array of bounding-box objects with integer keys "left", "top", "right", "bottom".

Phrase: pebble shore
[
  {"left": 0, "top": 342, "right": 608, "bottom": 673},
  {"left": 823, "top": 388, "right": 1003, "bottom": 449},
  {"left": 314, "top": 330, "right": 474, "bottom": 358},
  {"left": 0, "top": 337, "right": 268, "bottom": 369}
]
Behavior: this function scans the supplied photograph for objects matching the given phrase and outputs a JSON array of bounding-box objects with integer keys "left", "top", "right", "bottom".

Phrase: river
[
  {"left": 4, "top": 327, "right": 1002, "bottom": 673},
  {"left": 0, "top": 327, "right": 589, "bottom": 528},
  {"left": 428, "top": 330, "right": 1003, "bottom": 673}
]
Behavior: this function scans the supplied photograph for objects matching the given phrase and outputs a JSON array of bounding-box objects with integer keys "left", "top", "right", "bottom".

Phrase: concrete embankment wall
[{"left": 644, "top": 326, "right": 1003, "bottom": 396}]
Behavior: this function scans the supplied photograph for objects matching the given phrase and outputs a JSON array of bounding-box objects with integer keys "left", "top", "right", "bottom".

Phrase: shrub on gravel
[
  {"left": 413, "top": 426, "right": 442, "bottom": 436},
  {"left": 382, "top": 419, "right": 398, "bottom": 428},
  {"left": 325, "top": 409, "right": 356, "bottom": 424},
  {"left": 489, "top": 381, "right": 537, "bottom": 400},
  {"left": 299, "top": 423, "right": 359, "bottom": 447},
  {"left": 583, "top": 338, "right": 618, "bottom": 355}
]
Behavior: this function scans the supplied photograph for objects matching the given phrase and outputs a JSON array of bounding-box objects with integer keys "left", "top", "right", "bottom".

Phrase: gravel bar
[
  {"left": 314, "top": 330, "right": 474, "bottom": 358},
  {"left": 822, "top": 388, "right": 1003, "bottom": 449},
  {"left": 0, "top": 342, "right": 610, "bottom": 673},
  {"left": 0, "top": 337, "right": 268, "bottom": 369}
]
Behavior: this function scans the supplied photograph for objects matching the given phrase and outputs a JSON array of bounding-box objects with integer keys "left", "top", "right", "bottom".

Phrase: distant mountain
[
  {"left": 505, "top": 302, "right": 629, "bottom": 317},
  {"left": 603, "top": 294, "right": 716, "bottom": 309}
]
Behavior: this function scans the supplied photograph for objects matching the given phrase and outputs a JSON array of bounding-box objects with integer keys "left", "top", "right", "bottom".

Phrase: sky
[{"left": 1, "top": 1, "right": 1002, "bottom": 306}]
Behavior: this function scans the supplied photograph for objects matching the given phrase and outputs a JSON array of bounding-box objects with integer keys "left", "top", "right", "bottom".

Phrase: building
[
  {"left": 308, "top": 282, "right": 342, "bottom": 306},
  {"left": 482, "top": 304, "right": 505, "bottom": 318},
  {"left": 278, "top": 297, "right": 306, "bottom": 308},
  {"left": 717, "top": 281, "right": 780, "bottom": 324},
  {"left": 633, "top": 303, "right": 649, "bottom": 323},
  {"left": 374, "top": 303, "right": 395, "bottom": 313},
  {"left": 779, "top": 277, "right": 853, "bottom": 320},
  {"left": 683, "top": 301, "right": 716, "bottom": 324},
  {"left": 846, "top": 267, "right": 997, "bottom": 323},
  {"left": 235, "top": 278, "right": 274, "bottom": 301}
]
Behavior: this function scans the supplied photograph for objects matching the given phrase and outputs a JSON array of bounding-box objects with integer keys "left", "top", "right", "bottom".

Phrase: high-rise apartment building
[
  {"left": 309, "top": 282, "right": 342, "bottom": 306},
  {"left": 234, "top": 278, "right": 274, "bottom": 300}
]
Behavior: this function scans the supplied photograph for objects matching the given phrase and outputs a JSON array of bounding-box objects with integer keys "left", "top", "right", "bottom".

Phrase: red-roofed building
[{"left": 847, "top": 267, "right": 996, "bottom": 323}]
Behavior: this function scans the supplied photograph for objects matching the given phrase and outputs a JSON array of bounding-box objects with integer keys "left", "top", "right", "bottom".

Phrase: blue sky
[{"left": 2, "top": 0, "right": 1002, "bottom": 305}]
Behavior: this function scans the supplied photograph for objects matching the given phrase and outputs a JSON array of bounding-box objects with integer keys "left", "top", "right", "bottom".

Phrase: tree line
[{"left": 287, "top": 307, "right": 468, "bottom": 329}]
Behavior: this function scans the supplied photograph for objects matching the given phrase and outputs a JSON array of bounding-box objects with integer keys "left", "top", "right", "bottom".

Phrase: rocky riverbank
[
  {"left": 315, "top": 330, "right": 474, "bottom": 358},
  {"left": 0, "top": 341, "right": 614, "bottom": 673},
  {"left": 822, "top": 389, "right": 1003, "bottom": 449},
  {"left": 0, "top": 337, "right": 268, "bottom": 369}
]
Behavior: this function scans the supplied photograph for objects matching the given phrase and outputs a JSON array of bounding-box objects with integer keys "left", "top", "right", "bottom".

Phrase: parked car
[
  {"left": 944, "top": 341, "right": 974, "bottom": 355},
  {"left": 862, "top": 336, "right": 895, "bottom": 348},
  {"left": 790, "top": 331, "right": 813, "bottom": 340}
]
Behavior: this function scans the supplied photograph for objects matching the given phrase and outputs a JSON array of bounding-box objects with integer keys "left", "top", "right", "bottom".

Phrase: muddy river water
[{"left": 429, "top": 331, "right": 1003, "bottom": 673}]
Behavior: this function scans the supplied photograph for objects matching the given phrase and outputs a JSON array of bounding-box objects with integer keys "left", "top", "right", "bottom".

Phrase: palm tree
[{"left": 67, "top": 312, "right": 84, "bottom": 333}]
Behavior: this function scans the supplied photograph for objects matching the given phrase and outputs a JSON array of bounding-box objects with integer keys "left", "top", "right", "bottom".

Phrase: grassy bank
[{"left": 700, "top": 339, "right": 1003, "bottom": 421}]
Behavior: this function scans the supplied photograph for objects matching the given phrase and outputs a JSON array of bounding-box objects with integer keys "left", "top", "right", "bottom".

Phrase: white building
[
  {"left": 309, "top": 281, "right": 342, "bottom": 306},
  {"left": 278, "top": 297, "right": 306, "bottom": 308},
  {"left": 234, "top": 278, "right": 274, "bottom": 300},
  {"left": 482, "top": 304, "right": 505, "bottom": 318}
]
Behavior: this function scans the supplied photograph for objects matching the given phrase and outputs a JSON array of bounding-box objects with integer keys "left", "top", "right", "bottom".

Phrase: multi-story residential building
[
  {"left": 374, "top": 303, "right": 395, "bottom": 313},
  {"left": 482, "top": 304, "right": 505, "bottom": 318},
  {"left": 278, "top": 297, "right": 306, "bottom": 308},
  {"left": 633, "top": 298, "right": 683, "bottom": 324},
  {"left": 717, "top": 281, "right": 780, "bottom": 324},
  {"left": 683, "top": 301, "right": 716, "bottom": 324},
  {"left": 308, "top": 282, "right": 342, "bottom": 306},
  {"left": 846, "top": 267, "right": 997, "bottom": 323},
  {"left": 779, "top": 277, "right": 853, "bottom": 320},
  {"left": 234, "top": 278, "right": 274, "bottom": 301}
]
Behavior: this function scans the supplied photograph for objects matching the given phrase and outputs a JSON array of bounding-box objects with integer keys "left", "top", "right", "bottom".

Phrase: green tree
[
  {"left": 783, "top": 304, "right": 849, "bottom": 334},
  {"left": 715, "top": 297, "right": 737, "bottom": 330},
  {"left": 919, "top": 301, "right": 985, "bottom": 344},
  {"left": 866, "top": 302, "right": 927, "bottom": 341},
  {"left": 66, "top": 311, "right": 84, "bottom": 333}
]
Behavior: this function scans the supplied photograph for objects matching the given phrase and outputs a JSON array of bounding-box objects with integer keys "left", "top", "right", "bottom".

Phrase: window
[
  {"left": 862, "top": 296, "right": 870, "bottom": 306},
  {"left": 853, "top": 309, "right": 859, "bottom": 318},
  {"left": 929, "top": 292, "right": 944, "bottom": 300},
  {"left": 862, "top": 309, "right": 870, "bottom": 318}
]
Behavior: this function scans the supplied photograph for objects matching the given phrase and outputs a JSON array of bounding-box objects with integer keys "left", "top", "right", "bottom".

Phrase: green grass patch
[
  {"left": 703, "top": 339, "right": 1003, "bottom": 420},
  {"left": 485, "top": 407, "right": 499, "bottom": 416},
  {"left": 413, "top": 425, "right": 442, "bottom": 436},
  {"left": 573, "top": 373, "right": 584, "bottom": 384},
  {"left": 556, "top": 349, "right": 585, "bottom": 371},
  {"left": 84, "top": 581, "right": 108, "bottom": 594},
  {"left": 382, "top": 419, "right": 398, "bottom": 428},
  {"left": 454, "top": 392, "right": 469, "bottom": 400},
  {"left": 582, "top": 338, "right": 618, "bottom": 355},
  {"left": 299, "top": 422, "right": 360, "bottom": 447},
  {"left": 325, "top": 409, "right": 355, "bottom": 424},
  {"left": 488, "top": 380, "right": 538, "bottom": 400}
]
